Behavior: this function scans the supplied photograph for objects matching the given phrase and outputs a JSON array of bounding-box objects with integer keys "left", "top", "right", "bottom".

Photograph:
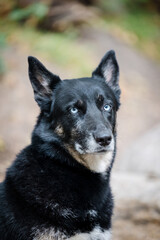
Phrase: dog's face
[
  {"left": 28, "top": 50, "right": 120, "bottom": 172},
  {"left": 52, "top": 78, "right": 118, "bottom": 154}
]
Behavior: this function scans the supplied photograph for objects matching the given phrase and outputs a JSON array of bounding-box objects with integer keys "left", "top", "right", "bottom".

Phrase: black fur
[{"left": 0, "top": 50, "right": 121, "bottom": 240}]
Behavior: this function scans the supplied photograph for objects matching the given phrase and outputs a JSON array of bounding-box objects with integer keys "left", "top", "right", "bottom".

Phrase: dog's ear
[
  {"left": 28, "top": 56, "right": 61, "bottom": 111},
  {"left": 92, "top": 50, "right": 120, "bottom": 99}
]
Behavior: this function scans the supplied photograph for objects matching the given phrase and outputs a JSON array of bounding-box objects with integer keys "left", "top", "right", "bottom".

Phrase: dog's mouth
[
  {"left": 85, "top": 147, "right": 112, "bottom": 154},
  {"left": 74, "top": 143, "right": 113, "bottom": 155},
  {"left": 95, "top": 149, "right": 108, "bottom": 153}
]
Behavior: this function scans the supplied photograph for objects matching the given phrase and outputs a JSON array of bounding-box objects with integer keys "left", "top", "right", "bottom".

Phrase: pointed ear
[
  {"left": 28, "top": 56, "right": 61, "bottom": 111},
  {"left": 92, "top": 50, "right": 120, "bottom": 99}
]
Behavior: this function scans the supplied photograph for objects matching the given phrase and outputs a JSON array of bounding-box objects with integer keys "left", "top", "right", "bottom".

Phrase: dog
[{"left": 0, "top": 50, "right": 121, "bottom": 240}]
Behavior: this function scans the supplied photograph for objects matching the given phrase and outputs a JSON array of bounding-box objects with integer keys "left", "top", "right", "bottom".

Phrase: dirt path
[{"left": 0, "top": 27, "right": 160, "bottom": 240}]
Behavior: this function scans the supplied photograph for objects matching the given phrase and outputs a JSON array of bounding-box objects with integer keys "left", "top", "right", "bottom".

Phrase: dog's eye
[
  {"left": 70, "top": 107, "right": 78, "bottom": 114},
  {"left": 104, "top": 104, "right": 111, "bottom": 112}
]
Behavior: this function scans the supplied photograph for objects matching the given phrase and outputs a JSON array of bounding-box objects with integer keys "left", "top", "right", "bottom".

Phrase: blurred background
[{"left": 0, "top": 0, "right": 160, "bottom": 239}]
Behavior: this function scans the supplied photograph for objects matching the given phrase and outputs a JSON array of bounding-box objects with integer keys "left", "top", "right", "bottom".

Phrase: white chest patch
[
  {"left": 69, "top": 227, "right": 112, "bottom": 240},
  {"left": 33, "top": 227, "right": 111, "bottom": 240},
  {"left": 33, "top": 228, "right": 67, "bottom": 240}
]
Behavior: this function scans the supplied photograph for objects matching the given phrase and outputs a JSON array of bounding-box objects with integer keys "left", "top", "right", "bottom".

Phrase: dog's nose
[{"left": 93, "top": 131, "right": 112, "bottom": 147}]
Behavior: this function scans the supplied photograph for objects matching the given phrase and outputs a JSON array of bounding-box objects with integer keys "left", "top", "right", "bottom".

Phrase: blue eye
[
  {"left": 71, "top": 107, "right": 78, "bottom": 114},
  {"left": 104, "top": 104, "right": 111, "bottom": 112}
]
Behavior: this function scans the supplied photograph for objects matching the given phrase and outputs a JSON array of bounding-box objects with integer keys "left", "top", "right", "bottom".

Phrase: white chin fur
[{"left": 84, "top": 151, "right": 114, "bottom": 173}]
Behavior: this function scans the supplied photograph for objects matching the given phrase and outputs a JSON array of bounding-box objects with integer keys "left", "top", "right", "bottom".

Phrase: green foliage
[
  {"left": 0, "top": 33, "right": 7, "bottom": 76},
  {"left": 118, "top": 13, "right": 159, "bottom": 40},
  {"left": 9, "top": 3, "right": 48, "bottom": 21},
  {"left": 21, "top": 28, "right": 95, "bottom": 76},
  {"left": 99, "top": 0, "right": 160, "bottom": 61},
  {"left": 99, "top": 0, "right": 155, "bottom": 14},
  {"left": 99, "top": 0, "right": 126, "bottom": 14},
  {"left": 103, "top": 11, "right": 160, "bottom": 60},
  {"left": 0, "top": 33, "right": 6, "bottom": 48},
  {"left": 0, "top": 21, "right": 95, "bottom": 76}
]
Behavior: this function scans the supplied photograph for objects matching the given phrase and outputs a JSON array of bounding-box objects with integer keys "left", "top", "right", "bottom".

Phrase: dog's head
[{"left": 28, "top": 50, "right": 120, "bottom": 172}]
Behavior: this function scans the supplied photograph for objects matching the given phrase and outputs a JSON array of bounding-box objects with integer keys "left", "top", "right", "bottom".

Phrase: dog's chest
[{"left": 33, "top": 226, "right": 111, "bottom": 240}]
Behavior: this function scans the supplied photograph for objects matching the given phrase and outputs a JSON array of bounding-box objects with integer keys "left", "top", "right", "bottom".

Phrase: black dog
[{"left": 0, "top": 50, "right": 121, "bottom": 240}]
